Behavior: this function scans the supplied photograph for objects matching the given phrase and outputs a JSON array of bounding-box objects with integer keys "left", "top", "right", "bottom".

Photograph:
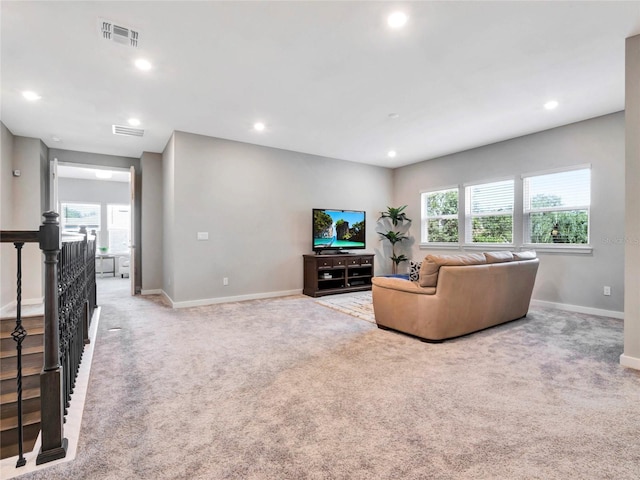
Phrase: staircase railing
[
  {"left": 0, "top": 230, "right": 39, "bottom": 467},
  {"left": 0, "top": 211, "right": 97, "bottom": 467}
]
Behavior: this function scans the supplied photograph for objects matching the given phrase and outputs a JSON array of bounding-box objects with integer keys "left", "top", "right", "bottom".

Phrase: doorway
[{"left": 52, "top": 162, "right": 136, "bottom": 296}]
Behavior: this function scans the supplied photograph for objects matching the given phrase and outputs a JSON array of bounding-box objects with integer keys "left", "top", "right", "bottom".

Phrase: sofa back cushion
[
  {"left": 513, "top": 250, "right": 537, "bottom": 260},
  {"left": 484, "top": 251, "right": 514, "bottom": 263},
  {"left": 418, "top": 253, "right": 486, "bottom": 287}
]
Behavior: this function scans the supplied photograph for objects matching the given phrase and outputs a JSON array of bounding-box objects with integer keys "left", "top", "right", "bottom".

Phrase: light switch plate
[{"left": 197, "top": 232, "right": 208, "bottom": 241}]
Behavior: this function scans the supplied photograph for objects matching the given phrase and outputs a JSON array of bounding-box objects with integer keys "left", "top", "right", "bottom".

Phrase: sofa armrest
[{"left": 371, "top": 277, "right": 436, "bottom": 295}]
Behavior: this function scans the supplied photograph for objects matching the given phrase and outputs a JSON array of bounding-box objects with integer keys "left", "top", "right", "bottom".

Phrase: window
[
  {"left": 60, "top": 203, "right": 100, "bottom": 234},
  {"left": 421, "top": 187, "right": 459, "bottom": 243},
  {"left": 465, "top": 179, "right": 514, "bottom": 244},
  {"left": 107, "top": 204, "right": 131, "bottom": 254},
  {"left": 523, "top": 167, "right": 590, "bottom": 245}
]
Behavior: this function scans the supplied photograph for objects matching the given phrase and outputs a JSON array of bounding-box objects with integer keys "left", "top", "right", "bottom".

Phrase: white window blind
[
  {"left": 523, "top": 167, "right": 590, "bottom": 244},
  {"left": 465, "top": 179, "right": 514, "bottom": 243},
  {"left": 421, "top": 187, "right": 459, "bottom": 243}
]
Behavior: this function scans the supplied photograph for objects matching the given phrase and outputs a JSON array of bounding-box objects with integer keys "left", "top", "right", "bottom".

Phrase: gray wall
[
  {"left": 163, "top": 131, "right": 393, "bottom": 305},
  {"left": 1, "top": 123, "right": 16, "bottom": 308},
  {"left": 623, "top": 34, "right": 640, "bottom": 367},
  {"left": 141, "top": 152, "right": 163, "bottom": 292},
  {"left": 393, "top": 112, "right": 625, "bottom": 314},
  {"left": 10, "top": 135, "right": 45, "bottom": 303},
  {"left": 50, "top": 148, "right": 142, "bottom": 291}
]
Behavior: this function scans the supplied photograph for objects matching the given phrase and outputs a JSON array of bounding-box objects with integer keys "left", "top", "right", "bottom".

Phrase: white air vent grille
[
  {"left": 99, "top": 18, "right": 140, "bottom": 48},
  {"left": 112, "top": 125, "right": 144, "bottom": 137}
]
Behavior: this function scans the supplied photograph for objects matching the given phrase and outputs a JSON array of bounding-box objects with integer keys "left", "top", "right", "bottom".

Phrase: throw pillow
[{"left": 409, "top": 261, "right": 422, "bottom": 281}]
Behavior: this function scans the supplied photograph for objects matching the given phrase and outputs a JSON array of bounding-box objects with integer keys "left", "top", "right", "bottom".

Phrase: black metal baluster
[{"left": 12, "top": 242, "right": 27, "bottom": 468}]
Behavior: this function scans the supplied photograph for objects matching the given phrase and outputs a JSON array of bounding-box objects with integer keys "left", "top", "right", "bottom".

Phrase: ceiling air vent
[
  {"left": 112, "top": 125, "right": 144, "bottom": 137},
  {"left": 99, "top": 18, "right": 140, "bottom": 48}
]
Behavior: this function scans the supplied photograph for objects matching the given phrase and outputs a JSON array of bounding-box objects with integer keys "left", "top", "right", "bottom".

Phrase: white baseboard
[
  {"left": 530, "top": 299, "right": 623, "bottom": 319},
  {"left": 620, "top": 353, "right": 640, "bottom": 370},
  {"left": 140, "top": 289, "right": 162, "bottom": 295},
  {"left": 166, "top": 289, "right": 302, "bottom": 309}
]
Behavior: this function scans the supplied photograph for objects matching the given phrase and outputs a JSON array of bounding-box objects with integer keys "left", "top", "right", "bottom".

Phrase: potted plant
[{"left": 378, "top": 206, "right": 412, "bottom": 274}]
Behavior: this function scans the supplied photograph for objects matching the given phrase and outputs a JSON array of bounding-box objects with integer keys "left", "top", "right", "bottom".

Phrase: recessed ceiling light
[
  {"left": 52, "top": 136, "right": 61, "bottom": 142},
  {"left": 388, "top": 113, "right": 400, "bottom": 119},
  {"left": 388, "top": 12, "right": 408, "bottom": 29},
  {"left": 544, "top": 100, "right": 559, "bottom": 110},
  {"left": 134, "top": 59, "right": 152, "bottom": 71},
  {"left": 22, "top": 91, "right": 42, "bottom": 101},
  {"left": 128, "top": 118, "right": 141, "bottom": 126},
  {"left": 254, "top": 122, "right": 266, "bottom": 131},
  {"left": 388, "top": 150, "right": 397, "bottom": 158},
  {"left": 95, "top": 170, "right": 113, "bottom": 179}
]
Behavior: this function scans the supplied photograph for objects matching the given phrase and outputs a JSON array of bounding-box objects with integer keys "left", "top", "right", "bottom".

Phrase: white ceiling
[{"left": 2, "top": 1, "right": 640, "bottom": 168}]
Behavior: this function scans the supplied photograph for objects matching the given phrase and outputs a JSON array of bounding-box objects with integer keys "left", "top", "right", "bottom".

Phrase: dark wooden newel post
[
  {"left": 36, "top": 211, "right": 68, "bottom": 465},
  {"left": 79, "top": 226, "right": 91, "bottom": 345}
]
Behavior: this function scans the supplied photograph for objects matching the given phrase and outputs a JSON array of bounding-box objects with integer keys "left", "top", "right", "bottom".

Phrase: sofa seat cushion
[{"left": 418, "top": 253, "right": 486, "bottom": 287}]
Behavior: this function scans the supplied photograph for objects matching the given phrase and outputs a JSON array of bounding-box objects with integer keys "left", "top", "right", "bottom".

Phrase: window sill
[
  {"left": 521, "top": 244, "right": 593, "bottom": 255},
  {"left": 462, "top": 244, "right": 515, "bottom": 252},
  {"left": 419, "top": 243, "right": 462, "bottom": 250}
]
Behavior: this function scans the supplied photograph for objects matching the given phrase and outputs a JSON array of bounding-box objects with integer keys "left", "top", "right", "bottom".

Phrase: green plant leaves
[{"left": 379, "top": 205, "right": 411, "bottom": 226}]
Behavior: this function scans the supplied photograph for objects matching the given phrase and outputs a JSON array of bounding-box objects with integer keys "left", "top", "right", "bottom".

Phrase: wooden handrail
[{"left": 0, "top": 231, "right": 40, "bottom": 243}]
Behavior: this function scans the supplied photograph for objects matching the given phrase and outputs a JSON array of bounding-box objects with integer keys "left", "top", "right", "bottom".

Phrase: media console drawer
[{"left": 303, "top": 254, "right": 374, "bottom": 297}]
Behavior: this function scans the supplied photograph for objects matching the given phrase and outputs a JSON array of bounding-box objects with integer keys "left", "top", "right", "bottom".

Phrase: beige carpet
[
  {"left": 14, "top": 277, "right": 640, "bottom": 480},
  {"left": 315, "top": 291, "right": 375, "bottom": 323}
]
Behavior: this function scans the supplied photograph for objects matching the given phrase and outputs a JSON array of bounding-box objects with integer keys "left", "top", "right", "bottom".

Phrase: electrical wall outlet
[
  {"left": 223, "top": 277, "right": 229, "bottom": 286},
  {"left": 603, "top": 286, "right": 611, "bottom": 296}
]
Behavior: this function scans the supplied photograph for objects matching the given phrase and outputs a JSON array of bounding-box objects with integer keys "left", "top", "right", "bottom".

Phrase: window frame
[
  {"left": 522, "top": 164, "right": 592, "bottom": 251},
  {"left": 420, "top": 186, "right": 460, "bottom": 246},
  {"left": 60, "top": 201, "right": 101, "bottom": 234},
  {"left": 464, "top": 177, "right": 515, "bottom": 247}
]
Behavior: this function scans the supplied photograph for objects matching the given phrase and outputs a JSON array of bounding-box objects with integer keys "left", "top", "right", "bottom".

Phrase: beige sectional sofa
[{"left": 372, "top": 251, "right": 539, "bottom": 342}]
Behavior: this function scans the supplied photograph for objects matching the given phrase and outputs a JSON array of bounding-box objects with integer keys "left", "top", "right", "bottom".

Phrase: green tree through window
[
  {"left": 524, "top": 168, "right": 590, "bottom": 245},
  {"left": 466, "top": 179, "right": 514, "bottom": 244},
  {"left": 421, "top": 188, "right": 458, "bottom": 243}
]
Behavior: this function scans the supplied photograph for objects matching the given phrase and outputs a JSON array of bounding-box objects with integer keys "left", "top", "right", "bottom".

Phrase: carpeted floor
[{"left": 14, "top": 278, "right": 640, "bottom": 480}]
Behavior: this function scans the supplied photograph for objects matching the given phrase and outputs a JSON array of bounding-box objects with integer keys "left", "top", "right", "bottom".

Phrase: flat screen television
[{"left": 312, "top": 208, "right": 366, "bottom": 253}]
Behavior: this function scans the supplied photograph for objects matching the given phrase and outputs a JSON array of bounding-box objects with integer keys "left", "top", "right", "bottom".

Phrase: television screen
[{"left": 313, "top": 209, "right": 366, "bottom": 252}]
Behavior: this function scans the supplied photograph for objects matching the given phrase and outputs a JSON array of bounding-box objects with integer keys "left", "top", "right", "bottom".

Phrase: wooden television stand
[{"left": 303, "top": 253, "right": 374, "bottom": 297}]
